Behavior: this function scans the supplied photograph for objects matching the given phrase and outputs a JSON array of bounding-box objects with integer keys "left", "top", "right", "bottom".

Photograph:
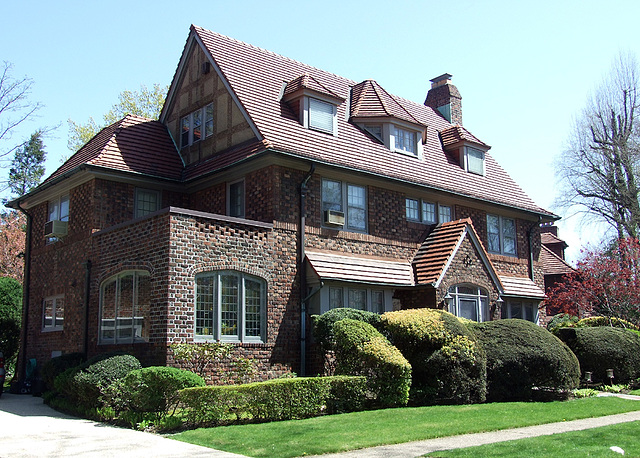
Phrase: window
[
  {"left": 99, "top": 271, "right": 150, "bottom": 344},
  {"left": 487, "top": 214, "right": 517, "bottom": 256},
  {"left": 405, "top": 198, "right": 452, "bottom": 224},
  {"left": 363, "top": 124, "right": 382, "bottom": 141},
  {"left": 180, "top": 103, "right": 214, "bottom": 147},
  {"left": 465, "top": 147, "right": 485, "bottom": 175},
  {"left": 308, "top": 98, "right": 335, "bottom": 134},
  {"left": 328, "top": 286, "right": 387, "bottom": 313},
  {"left": 43, "top": 295, "right": 64, "bottom": 331},
  {"left": 447, "top": 285, "right": 489, "bottom": 322},
  {"left": 228, "top": 179, "right": 245, "bottom": 218},
  {"left": 195, "top": 271, "right": 266, "bottom": 343},
  {"left": 393, "top": 126, "right": 417, "bottom": 155},
  {"left": 135, "top": 188, "right": 160, "bottom": 218},
  {"left": 502, "top": 300, "right": 538, "bottom": 323},
  {"left": 48, "top": 195, "right": 69, "bottom": 222},
  {"left": 322, "top": 179, "right": 367, "bottom": 231}
]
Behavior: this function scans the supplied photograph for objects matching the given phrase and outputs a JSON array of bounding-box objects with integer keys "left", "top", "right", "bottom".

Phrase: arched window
[
  {"left": 195, "top": 271, "right": 266, "bottom": 343},
  {"left": 99, "top": 271, "right": 150, "bottom": 344},
  {"left": 447, "top": 284, "right": 489, "bottom": 322}
]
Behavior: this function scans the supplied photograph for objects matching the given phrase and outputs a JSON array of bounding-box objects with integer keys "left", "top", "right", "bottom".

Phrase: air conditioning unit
[
  {"left": 44, "top": 220, "right": 68, "bottom": 238},
  {"left": 324, "top": 210, "right": 345, "bottom": 226}
]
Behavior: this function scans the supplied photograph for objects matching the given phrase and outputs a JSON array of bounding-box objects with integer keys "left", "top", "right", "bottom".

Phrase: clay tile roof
[
  {"left": 45, "top": 115, "right": 183, "bottom": 184},
  {"left": 440, "top": 125, "right": 489, "bottom": 149},
  {"left": 283, "top": 73, "right": 343, "bottom": 101},
  {"left": 500, "top": 276, "right": 546, "bottom": 299},
  {"left": 541, "top": 231, "right": 567, "bottom": 247},
  {"left": 350, "top": 79, "right": 422, "bottom": 126},
  {"left": 305, "top": 250, "right": 415, "bottom": 286},
  {"left": 541, "top": 245, "right": 576, "bottom": 276}
]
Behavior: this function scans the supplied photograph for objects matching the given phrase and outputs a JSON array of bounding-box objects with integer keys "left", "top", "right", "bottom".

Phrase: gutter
[{"left": 299, "top": 163, "right": 315, "bottom": 377}]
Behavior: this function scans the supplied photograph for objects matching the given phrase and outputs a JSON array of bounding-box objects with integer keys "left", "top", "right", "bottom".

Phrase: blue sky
[{"left": 3, "top": 0, "right": 640, "bottom": 262}]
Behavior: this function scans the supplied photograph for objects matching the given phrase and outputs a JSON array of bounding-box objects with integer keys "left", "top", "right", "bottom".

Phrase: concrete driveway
[{"left": 0, "top": 393, "right": 247, "bottom": 457}]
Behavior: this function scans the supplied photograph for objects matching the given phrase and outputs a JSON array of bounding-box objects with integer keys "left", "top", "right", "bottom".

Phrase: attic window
[
  {"left": 181, "top": 103, "right": 214, "bottom": 148},
  {"left": 363, "top": 125, "right": 382, "bottom": 141},
  {"left": 392, "top": 126, "right": 417, "bottom": 156},
  {"left": 465, "top": 147, "right": 485, "bottom": 175},
  {"left": 307, "top": 98, "right": 336, "bottom": 134}
]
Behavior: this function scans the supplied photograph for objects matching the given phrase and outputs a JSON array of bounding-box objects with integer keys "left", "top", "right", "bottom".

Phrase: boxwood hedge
[{"left": 312, "top": 307, "right": 382, "bottom": 353}]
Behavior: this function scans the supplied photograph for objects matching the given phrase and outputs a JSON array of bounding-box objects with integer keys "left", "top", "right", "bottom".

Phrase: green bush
[
  {"left": 333, "top": 319, "right": 411, "bottom": 407},
  {"left": 109, "top": 366, "right": 205, "bottom": 418},
  {"left": 471, "top": 319, "right": 580, "bottom": 401},
  {"left": 557, "top": 326, "right": 640, "bottom": 384},
  {"left": 547, "top": 313, "right": 579, "bottom": 334},
  {"left": 380, "top": 308, "right": 486, "bottom": 405},
  {"left": 575, "top": 316, "right": 640, "bottom": 330},
  {"left": 0, "top": 277, "right": 22, "bottom": 371},
  {"left": 312, "top": 308, "right": 381, "bottom": 353},
  {"left": 41, "top": 352, "right": 85, "bottom": 392},
  {"left": 179, "top": 375, "right": 367, "bottom": 426}
]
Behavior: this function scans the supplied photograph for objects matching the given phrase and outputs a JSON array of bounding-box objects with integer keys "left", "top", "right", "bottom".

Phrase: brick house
[
  {"left": 9, "top": 25, "right": 556, "bottom": 379},
  {"left": 540, "top": 224, "right": 577, "bottom": 319}
]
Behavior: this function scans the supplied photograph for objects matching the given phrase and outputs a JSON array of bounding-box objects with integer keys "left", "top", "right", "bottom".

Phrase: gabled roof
[
  {"left": 440, "top": 125, "right": 490, "bottom": 149},
  {"left": 413, "top": 218, "right": 503, "bottom": 290},
  {"left": 350, "top": 79, "right": 422, "bottom": 126},
  {"left": 541, "top": 231, "right": 568, "bottom": 248},
  {"left": 44, "top": 115, "right": 184, "bottom": 184},
  {"left": 283, "top": 73, "right": 344, "bottom": 101},
  {"left": 541, "top": 244, "right": 575, "bottom": 276}
]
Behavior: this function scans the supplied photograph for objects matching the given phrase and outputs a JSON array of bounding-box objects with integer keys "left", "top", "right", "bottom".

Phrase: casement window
[
  {"left": 322, "top": 179, "right": 367, "bottom": 231},
  {"left": 48, "top": 195, "right": 69, "bottom": 223},
  {"left": 195, "top": 271, "right": 266, "bottom": 343},
  {"left": 135, "top": 188, "right": 160, "bottom": 218},
  {"left": 328, "top": 286, "right": 387, "bottom": 314},
  {"left": 228, "top": 179, "right": 245, "bottom": 218},
  {"left": 43, "top": 295, "right": 64, "bottom": 331},
  {"left": 99, "top": 271, "right": 150, "bottom": 344},
  {"left": 447, "top": 285, "right": 490, "bottom": 322},
  {"left": 465, "top": 147, "right": 485, "bottom": 175},
  {"left": 393, "top": 126, "right": 417, "bottom": 156},
  {"left": 405, "top": 198, "right": 452, "bottom": 224},
  {"left": 487, "top": 214, "right": 517, "bottom": 256},
  {"left": 181, "top": 103, "right": 214, "bottom": 148},
  {"left": 307, "top": 98, "right": 336, "bottom": 134},
  {"left": 502, "top": 300, "right": 538, "bottom": 323}
]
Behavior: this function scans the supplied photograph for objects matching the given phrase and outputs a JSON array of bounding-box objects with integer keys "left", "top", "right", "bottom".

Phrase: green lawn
[
  {"left": 170, "top": 397, "right": 640, "bottom": 458},
  {"left": 426, "top": 421, "right": 640, "bottom": 457}
]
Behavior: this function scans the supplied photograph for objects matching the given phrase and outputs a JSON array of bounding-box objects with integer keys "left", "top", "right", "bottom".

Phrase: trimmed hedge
[
  {"left": 557, "top": 326, "right": 640, "bottom": 384},
  {"left": 333, "top": 318, "right": 411, "bottom": 407},
  {"left": 312, "top": 308, "right": 381, "bottom": 353},
  {"left": 575, "top": 316, "right": 640, "bottom": 330},
  {"left": 471, "top": 319, "right": 580, "bottom": 401},
  {"left": 179, "top": 375, "right": 367, "bottom": 426},
  {"left": 41, "top": 352, "right": 85, "bottom": 392},
  {"left": 380, "top": 308, "right": 486, "bottom": 405}
]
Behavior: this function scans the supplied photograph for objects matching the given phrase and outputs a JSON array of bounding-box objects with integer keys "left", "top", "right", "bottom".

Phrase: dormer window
[
  {"left": 307, "top": 98, "right": 336, "bottom": 134},
  {"left": 393, "top": 126, "right": 417, "bottom": 156},
  {"left": 363, "top": 125, "right": 382, "bottom": 142},
  {"left": 465, "top": 146, "right": 485, "bottom": 175}
]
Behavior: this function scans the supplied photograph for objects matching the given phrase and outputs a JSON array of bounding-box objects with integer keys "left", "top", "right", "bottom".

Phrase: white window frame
[
  {"left": 487, "top": 214, "right": 517, "bottom": 256},
  {"left": 42, "top": 295, "right": 64, "bottom": 331},
  {"left": 326, "top": 285, "right": 389, "bottom": 314},
  {"left": 448, "top": 284, "right": 490, "bottom": 322},
  {"left": 195, "top": 270, "right": 266, "bottom": 343},
  {"left": 99, "top": 270, "right": 151, "bottom": 345},
  {"left": 305, "top": 97, "right": 337, "bottom": 135},
  {"left": 134, "top": 188, "right": 161, "bottom": 218},
  {"left": 392, "top": 125, "right": 418, "bottom": 156},
  {"left": 405, "top": 198, "right": 452, "bottom": 224},
  {"left": 227, "top": 179, "right": 245, "bottom": 218},
  {"left": 48, "top": 195, "right": 69, "bottom": 223},
  {"left": 465, "top": 146, "right": 485, "bottom": 175},
  {"left": 322, "top": 179, "right": 367, "bottom": 232},
  {"left": 180, "top": 102, "right": 214, "bottom": 148},
  {"left": 503, "top": 300, "right": 539, "bottom": 324}
]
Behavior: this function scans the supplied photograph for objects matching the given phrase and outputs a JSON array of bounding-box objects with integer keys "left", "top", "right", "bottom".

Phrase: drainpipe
[
  {"left": 16, "top": 203, "right": 32, "bottom": 383},
  {"left": 299, "top": 163, "right": 315, "bottom": 376},
  {"left": 83, "top": 260, "right": 92, "bottom": 357},
  {"left": 527, "top": 227, "right": 535, "bottom": 281}
]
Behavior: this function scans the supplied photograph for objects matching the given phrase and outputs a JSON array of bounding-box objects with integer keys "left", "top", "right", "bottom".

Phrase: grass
[
  {"left": 426, "top": 421, "right": 640, "bottom": 457},
  {"left": 629, "top": 388, "right": 640, "bottom": 396},
  {"left": 170, "top": 397, "right": 640, "bottom": 458}
]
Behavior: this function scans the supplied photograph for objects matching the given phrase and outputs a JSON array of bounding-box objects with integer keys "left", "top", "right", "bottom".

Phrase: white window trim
[
  {"left": 448, "top": 284, "right": 490, "bottom": 322},
  {"left": 195, "top": 271, "right": 266, "bottom": 344},
  {"left": 464, "top": 146, "right": 485, "bottom": 176},
  {"left": 42, "top": 295, "right": 64, "bottom": 332},
  {"left": 487, "top": 214, "right": 517, "bottom": 256},
  {"left": 134, "top": 188, "right": 161, "bottom": 218},
  {"left": 322, "top": 179, "right": 367, "bottom": 232},
  {"left": 48, "top": 195, "right": 69, "bottom": 222},
  {"left": 322, "top": 284, "right": 391, "bottom": 315},
  {"left": 180, "top": 102, "right": 214, "bottom": 148},
  {"left": 303, "top": 97, "right": 338, "bottom": 136},
  {"left": 405, "top": 198, "right": 452, "bottom": 224},
  {"left": 227, "top": 179, "right": 246, "bottom": 218},
  {"left": 503, "top": 300, "right": 539, "bottom": 324}
]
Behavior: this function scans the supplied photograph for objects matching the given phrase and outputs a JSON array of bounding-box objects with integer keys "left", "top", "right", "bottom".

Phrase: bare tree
[
  {"left": 0, "top": 62, "right": 42, "bottom": 158},
  {"left": 556, "top": 52, "right": 640, "bottom": 241}
]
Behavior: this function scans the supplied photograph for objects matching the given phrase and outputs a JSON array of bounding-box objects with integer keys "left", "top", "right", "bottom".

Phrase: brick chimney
[{"left": 425, "top": 73, "right": 462, "bottom": 126}]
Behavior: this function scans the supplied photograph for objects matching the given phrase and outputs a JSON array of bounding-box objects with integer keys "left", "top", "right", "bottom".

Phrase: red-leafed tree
[
  {"left": 545, "top": 237, "right": 640, "bottom": 327},
  {"left": 0, "top": 210, "right": 26, "bottom": 283}
]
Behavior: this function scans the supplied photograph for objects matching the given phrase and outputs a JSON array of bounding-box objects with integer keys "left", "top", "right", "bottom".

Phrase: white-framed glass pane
[
  {"left": 487, "top": 214, "right": 500, "bottom": 252},
  {"left": 372, "top": 290, "right": 384, "bottom": 314},
  {"left": 229, "top": 180, "right": 245, "bottom": 217},
  {"left": 54, "top": 297, "right": 64, "bottom": 328},
  {"left": 348, "top": 289, "right": 366, "bottom": 310},
  {"left": 510, "top": 302, "right": 523, "bottom": 319},
  {"left": 180, "top": 116, "right": 190, "bottom": 147},
  {"left": 48, "top": 200, "right": 59, "bottom": 222},
  {"left": 43, "top": 299, "right": 53, "bottom": 328},
  {"left": 422, "top": 202, "right": 436, "bottom": 223},
  {"left": 204, "top": 103, "right": 214, "bottom": 137},
  {"left": 364, "top": 124, "right": 382, "bottom": 141},
  {"left": 329, "top": 287, "right": 343, "bottom": 308},
  {"left": 466, "top": 147, "right": 484, "bottom": 175},
  {"left": 196, "top": 275, "right": 215, "bottom": 337},
  {"left": 322, "top": 179, "right": 342, "bottom": 212},
  {"left": 439, "top": 205, "right": 452, "bottom": 223},
  {"left": 458, "top": 298, "right": 478, "bottom": 321},
  {"left": 220, "top": 274, "right": 239, "bottom": 337},
  {"left": 117, "top": 273, "right": 134, "bottom": 341},
  {"left": 347, "top": 184, "right": 366, "bottom": 230},
  {"left": 406, "top": 198, "right": 419, "bottom": 221},
  {"left": 59, "top": 196, "right": 70, "bottom": 222},
  {"left": 502, "top": 218, "right": 516, "bottom": 255},
  {"left": 244, "top": 278, "right": 262, "bottom": 338},
  {"left": 101, "top": 279, "right": 117, "bottom": 341},
  {"left": 309, "top": 98, "right": 334, "bottom": 133}
]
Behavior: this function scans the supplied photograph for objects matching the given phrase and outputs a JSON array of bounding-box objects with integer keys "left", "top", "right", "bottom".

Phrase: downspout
[
  {"left": 16, "top": 203, "right": 32, "bottom": 383},
  {"left": 527, "top": 226, "right": 535, "bottom": 281},
  {"left": 299, "top": 163, "right": 315, "bottom": 376},
  {"left": 83, "top": 260, "right": 92, "bottom": 356}
]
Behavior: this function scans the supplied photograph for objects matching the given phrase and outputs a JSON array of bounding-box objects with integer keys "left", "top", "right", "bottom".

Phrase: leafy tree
[
  {"left": 68, "top": 83, "right": 167, "bottom": 152},
  {"left": 0, "top": 276, "right": 22, "bottom": 372},
  {"left": 555, "top": 52, "right": 640, "bottom": 241},
  {"left": 8, "top": 130, "right": 46, "bottom": 197},
  {"left": 545, "top": 237, "right": 640, "bottom": 327},
  {"left": 0, "top": 211, "right": 26, "bottom": 283}
]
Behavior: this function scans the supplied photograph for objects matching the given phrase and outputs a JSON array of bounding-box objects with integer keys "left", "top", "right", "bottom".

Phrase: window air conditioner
[
  {"left": 44, "top": 220, "right": 68, "bottom": 238},
  {"left": 324, "top": 210, "right": 345, "bottom": 226}
]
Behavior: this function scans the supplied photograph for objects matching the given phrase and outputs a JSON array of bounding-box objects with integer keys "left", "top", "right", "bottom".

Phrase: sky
[{"left": 2, "top": 0, "right": 640, "bottom": 263}]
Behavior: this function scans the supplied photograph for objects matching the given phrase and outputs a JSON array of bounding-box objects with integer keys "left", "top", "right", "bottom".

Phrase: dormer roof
[
  {"left": 350, "top": 79, "right": 422, "bottom": 127},
  {"left": 283, "top": 73, "right": 344, "bottom": 102},
  {"left": 441, "top": 125, "right": 490, "bottom": 150}
]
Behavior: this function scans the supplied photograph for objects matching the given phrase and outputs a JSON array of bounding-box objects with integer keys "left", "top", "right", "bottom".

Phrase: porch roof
[{"left": 500, "top": 275, "right": 546, "bottom": 299}]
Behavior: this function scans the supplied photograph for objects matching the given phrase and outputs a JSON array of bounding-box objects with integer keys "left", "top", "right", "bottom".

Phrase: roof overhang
[{"left": 499, "top": 275, "right": 546, "bottom": 300}]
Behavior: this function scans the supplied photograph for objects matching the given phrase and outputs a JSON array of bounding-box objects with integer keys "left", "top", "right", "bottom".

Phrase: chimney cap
[{"left": 430, "top": 73, "right": 453, "bottom": 88}]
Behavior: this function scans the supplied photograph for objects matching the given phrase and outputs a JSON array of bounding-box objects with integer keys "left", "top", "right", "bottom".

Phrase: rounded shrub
[
  {"left": 312, "top": 308, "right": 381, "bottom": 353},
  {"left": 470, "top": 319, "right": 580, "bottom": 401},
  {"left": 380, "top": 308, "right": 486, "bottom": 405},
  {"left": 556, "top": 326, "right": 640, "bottom": 384},
  {"left": 41, "top": 352, "right": 85, "bottom": 392},
  {"left": 333, "top": 318, "right": 411, "bottom": 408},
  {"left": 547, "top": 313, "right": 579, "bottom": 334}
]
